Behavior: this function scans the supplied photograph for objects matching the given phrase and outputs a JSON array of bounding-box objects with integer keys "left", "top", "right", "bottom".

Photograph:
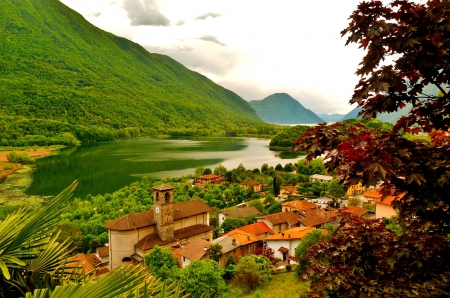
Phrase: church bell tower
[{"left": 152, "top": 185, "right": 175, "bottom": 242}]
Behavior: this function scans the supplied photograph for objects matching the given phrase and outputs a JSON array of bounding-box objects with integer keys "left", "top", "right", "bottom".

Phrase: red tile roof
[
  {"left": 344, "top": 206, "right": 369, "bottom": 217},
  {"left": 239, "top": 180, "right": 262, "bottom": 186},
  {"left": 264, "top": 227, "right": 317, "bottom": 240},
  {"left": 363, "top": 188, "right": 406, "bottom": 206},
  {"left": 135, "top": 224, "right": 213, "bottom": 251},
  {"left": 67, "top": 253, "right": 95, "bottom": 273},
  {"left": 106, "top": 199, "right": 211, "bottom": 231},
  {"left": 87, "top": 253, "right": 101, "bottom": 265},
  {"left": 281, "top": 185, "right": 299, "bottom": 195},
  {"left": 224, "top": 229, "right": 260, "bottom": 246},
  {"left": 236, "top": 222, "right": 274, "bottom": 236},
  {"left": 258, "top": 211, "right": 302, "bottom": 225}
]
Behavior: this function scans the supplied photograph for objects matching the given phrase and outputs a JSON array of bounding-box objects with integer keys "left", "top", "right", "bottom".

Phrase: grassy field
[{"left": 228, "top": 271, "right": 310, "bottom": 298}]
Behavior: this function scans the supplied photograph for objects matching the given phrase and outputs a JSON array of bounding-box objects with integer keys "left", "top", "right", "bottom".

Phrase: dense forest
[{"left": 0, "top": 0, "right": 269, "bottom": 146}]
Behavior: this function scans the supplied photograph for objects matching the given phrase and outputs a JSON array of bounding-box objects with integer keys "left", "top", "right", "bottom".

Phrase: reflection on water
[{"left": 27, "top": 137, "right": 305, "bottom": 198}]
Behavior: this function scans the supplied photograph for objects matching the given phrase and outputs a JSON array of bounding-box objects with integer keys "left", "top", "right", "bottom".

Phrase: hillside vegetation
[
  {"left": 0, "top": 0, "right": 264, "bottom": 146},
  {"left": 249, "top": 93, "right": 323, "bottom": 124}
]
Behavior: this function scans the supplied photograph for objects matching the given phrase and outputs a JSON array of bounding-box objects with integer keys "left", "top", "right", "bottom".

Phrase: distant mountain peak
[{"left": 249, "top": 93, "right": 323, "bottom": 124}]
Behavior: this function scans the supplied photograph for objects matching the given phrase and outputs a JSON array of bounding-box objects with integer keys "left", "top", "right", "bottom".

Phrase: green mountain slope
[
  {"left": 0, "top": 0, "right": 263, "bottom": 144},
  {"left": 249, "top": 93, "right": 324, "bottom": 124}
]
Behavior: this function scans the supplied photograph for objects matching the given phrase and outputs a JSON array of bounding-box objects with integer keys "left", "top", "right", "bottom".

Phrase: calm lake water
[{"left": 26, "top": 137, "right": 305, "bottom": 199}]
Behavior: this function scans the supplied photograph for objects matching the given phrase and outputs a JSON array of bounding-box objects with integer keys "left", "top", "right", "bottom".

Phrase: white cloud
[{"left": 122, "top": 0, "right": 171, "bottom": 26}]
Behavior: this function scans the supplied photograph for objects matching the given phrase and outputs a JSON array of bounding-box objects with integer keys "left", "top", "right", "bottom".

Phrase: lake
[{"left": 26, "top": 137, "right": 305, "bottom": 198}]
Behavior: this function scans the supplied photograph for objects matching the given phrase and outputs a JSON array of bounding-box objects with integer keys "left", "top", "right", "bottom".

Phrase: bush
[
  {"left": 286, "top": 264, "right": 292, "bottom": 272},
  {"left": 6, "top": 152, "right": 35, "bottom": 164}
]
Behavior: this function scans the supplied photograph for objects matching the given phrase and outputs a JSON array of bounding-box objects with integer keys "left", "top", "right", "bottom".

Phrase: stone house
[
  {"left": 281, "top": 200, "right": 317, "bottom": 212},
  {"left": 238, "top": 180, "right": 263, "bottom": 193},
  {"left": 235, "top": 222, "right": 274, "bottom": 238},
  {"left": 106, "top": 185, "right": 213, "bottom": 271},
  {"left": 363, "top": 188, "right": 405, "bottom": 219},
  {"left": 256, "top": 211, "right": 303, "bottom": 234},
  {"left": 196, "top": 174, "right": 223, "bottom": 185}
]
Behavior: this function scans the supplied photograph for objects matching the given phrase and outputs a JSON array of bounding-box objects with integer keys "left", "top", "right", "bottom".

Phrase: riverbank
[{"left": 0, "top": 147, "right": 62, "bottom": 206}]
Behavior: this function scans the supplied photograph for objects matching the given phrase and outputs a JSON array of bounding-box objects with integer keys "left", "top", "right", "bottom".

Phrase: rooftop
[
  {"left": 344, "top": 206, "right": 369, "bottom": 217},
  {"left": 176, "top": 238, "right": 211, "bottom": 261},
  {"left": 258, "top": 211, "right": 303, "bottom": 225},
  {"left": 236, "top": 222, "right": 274, "bottom": 236},
  {"left": 106, "top": 199, "right": 211, "bottom": 231},
  {"left": 282, "top": 200, "right": 317, "bottom": 210},
  {"left": 264, "top": 227, "right": 318, "bottom": 240}
]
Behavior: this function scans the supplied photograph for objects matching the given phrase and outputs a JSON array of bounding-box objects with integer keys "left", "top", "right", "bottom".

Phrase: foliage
[
  {"left": 294, "top": 229, "right": 330, "bottom": 275},
  {"left": 144, "top": 246, "right": 179, "bottom": 281},
  {"left": 6, "top": 151, "right": 35, "bottom": 164},
  {"left": 0, "top": 0, "right": 270, "bottom": 147},
  {"left": 292, "top": 0, "right": 450, "bottom": 296},
  {"left": 207, "top": 244, "right": 223, "bottom": 262},
  {"left": 24, "top": 266, "right": 189, "bottom": 298},
  {"left": 220, "top": 217, "right": 246, "bottom": 234},
  {"left": 234, "top": 255, "right": 272, "bottom": 291},
  {"left": 0, "top": 181, "right": 79, "bottom": 296},
  {"left": 326, "top": 180, "right": 345, "bottom": 200},
  {"left": 348, "top": 197, "right": 361, "bottom": 207},
  {"left": 178, "top": 260, "right": 228, "bottom": 298}
]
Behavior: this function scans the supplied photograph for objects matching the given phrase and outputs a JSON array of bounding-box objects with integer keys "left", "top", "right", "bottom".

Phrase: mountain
[
  {"left": 0, "top": 0, "right": 263, "bottom": 142},
  {"left": 317, "top": 113, "right": 346, "bottom": 123},
  {"left": 248, "top": 93, "right": 324, "bottom": 124}
]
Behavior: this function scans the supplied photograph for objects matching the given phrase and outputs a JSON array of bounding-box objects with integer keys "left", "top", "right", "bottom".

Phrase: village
[{"left": 67, "top": 171, "right": 400, "bottom": 278}]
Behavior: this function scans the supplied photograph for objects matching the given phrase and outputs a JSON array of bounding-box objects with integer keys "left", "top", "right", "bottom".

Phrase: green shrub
[{"left": 6, "top": 152, "right": 35, "bottom": 164}]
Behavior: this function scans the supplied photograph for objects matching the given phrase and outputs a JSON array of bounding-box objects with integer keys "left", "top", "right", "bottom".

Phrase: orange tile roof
[
  {"left": 198, "top": 174, "right": 222, "bottom": 180},
  {"left": 363, "top": 188, "right": 406, "bottom": 206},
  {"left": 224, "top": 229, "right": 260, "bottom": 246},
  {"left": 298, "top": 209, "right": 337, "bottom": 227},
  {"left": 239, "top": 180, "right": 262, "bottom": 186},
  {"left": 282, "top": 200, "right": 316, "bottom": 210},
  {"left": 236, "top": 222, "right": 274, "bottom": 236},
  {"left": 264, "top": 227, "right": 317, "bottom": 240},
  {"left": 67, "top": 253, "right": 95, "bottom": 273},
  {"left": 87, "top": 253, "right": 101, "bottom": 265},
  {"left": 106, "top": 199, "right": 211, "bottom": 231},
  {"left": 135, "top": 224, "right": 214, "bottom": 251},
  {"left": 344, "top": 206, "right": 369, "bottom": 217},
  {"left": 258, "top": 211, "right": 302, "bottom": 225}
]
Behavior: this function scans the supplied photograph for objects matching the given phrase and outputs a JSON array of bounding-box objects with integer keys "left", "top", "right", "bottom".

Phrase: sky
[{"left": 60, "top": 0, "right": 369, "bottom": 115}]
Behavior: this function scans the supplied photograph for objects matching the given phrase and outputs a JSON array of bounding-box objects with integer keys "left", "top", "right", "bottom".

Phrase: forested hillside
[
  {"left": 249, "top": 93, "right": 323, "bottom": 124},
  {"left": 0, "top": 0, "right": 264, "bottom": 146}
]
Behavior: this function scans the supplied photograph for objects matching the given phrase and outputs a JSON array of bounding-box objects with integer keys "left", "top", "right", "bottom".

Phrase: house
[
  {"left": 280, "top": 185, "right": 300, "bottom": 197},
  {"left": 212, "top": 229, "right": 261, "bottom": 267},
  {"left": 346, "top": 181, "right": 366, "bottom": 196},
  {"left": 310, "top": 174, "right": 334, "bottom": 182},
  {"left": 218, "top": 206, "right": 261, "bottom": 226},
  {"left": 263, "top": 227, "right": 323, "bottom": 263},
  {"left": 343, "top": 206, "right": 371, "bottom": 218},
  {"left": 196, "top": 174, "right": 223, "bottom": 185},
  {"left": 235, "top": 222, "right": 274, "bottom": 238},
  {"left": 106, "top": 185, "right": 214, "bottom": 271},
  {"left": 67, "top": 253, "right": 96, "bottom": 275},
  {"left": 363, "top": 188, "right": 405, "bottom": 219},
  {"left": 281, "top": 200, "right": 317, "bottom": 212},
  {"left": 239, "top": 180, "right": 263, "bottom": 193},
  {"left": 256, "top": 211, "right": 303, "bottom": 234},
  {"left": 95, "top": 246, "right": 110, "bottom": 267},
  {"left": 173, "top": 238, "right": 211, "bottom": 268},
  {"left": 297, "top": 207, "right": 338, "bottom": 228}
]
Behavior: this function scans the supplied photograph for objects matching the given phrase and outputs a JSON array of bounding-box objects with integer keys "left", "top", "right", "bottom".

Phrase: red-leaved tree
[{"left": 292, "top": 1, "right": 450, "bottom": 297}]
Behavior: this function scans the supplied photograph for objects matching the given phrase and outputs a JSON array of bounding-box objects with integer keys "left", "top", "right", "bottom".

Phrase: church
[{"left": 106, "top": 184, "right": 214, "bottom": 271}]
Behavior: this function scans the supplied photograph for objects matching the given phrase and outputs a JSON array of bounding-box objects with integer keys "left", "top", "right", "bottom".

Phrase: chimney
[
  {"left": 247, "top": 236, "right": 250, "bottom": 241},
  {"left": 281, "top": 233, "right": 285, "bottom": 238},
  {"left": 232, "top": 239, "right": 236, "bottom": 245},
  {"left": 288, "top": 234, "right": 291, "bottom": 238}
]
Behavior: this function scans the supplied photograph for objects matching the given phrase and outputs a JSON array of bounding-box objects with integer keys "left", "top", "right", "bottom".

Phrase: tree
[
  {"left": 207, "top": 243, "right": 223, "bottom": 262},
  {"left": 203, "top": 168, "right": 212, "bottom": 175},
  {"left": 179, "top": 260, "right": 228, "bottom": 298},
  {"left": 213, "top": 164, "right": 227, "bottom": 176},
  {"left": 272, "top": 176, "right": 280, "bottom": 196},
  {"left": 294, "top": 229, "right": 330, "bottom": 275},
  {"left": 326, "top": 180, "right": 346, "bottom": 205},
  {"left": 234, "top": 255, "right": 272, "bottom": 291},
  {"left": 220, "top": 217, "right": 245, "bottom": 233},
  {"left": 292, "top": 1, "right": 450, "bottom": 296},
  {"left": 194, "top": 166, "right": 204, "bottom": 178},
  {"left": 144, "top": 246, "right": 179, "bottom": 280}
]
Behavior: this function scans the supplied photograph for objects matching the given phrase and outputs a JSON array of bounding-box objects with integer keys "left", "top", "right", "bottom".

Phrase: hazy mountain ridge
[
  {"left": 0, "top": 0, "right": 262, "bottom": 137},
  {"left": 249, "top": 93, "right": 324, "bottom": 124}
]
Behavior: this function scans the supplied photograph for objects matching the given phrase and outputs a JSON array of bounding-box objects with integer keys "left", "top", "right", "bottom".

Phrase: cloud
[
  {"left": 195, "top": 12, "right": 222, "bottom": 21},
  {"left": 88, "top": 12, "right": 101, "bottom": 18},
  {"left": 143, "top": 42, "right": 241, "bottom": 76},
  {"left": 197, "top": 35, "right": 226, "bottom": 46},
  {"left": 122, "top": 0, "right": 170, "bottom": 27}
]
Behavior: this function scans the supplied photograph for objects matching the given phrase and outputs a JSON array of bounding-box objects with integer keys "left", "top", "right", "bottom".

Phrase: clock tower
[{"left": 152, "top": 184, "right": 175, "bottom": 242}]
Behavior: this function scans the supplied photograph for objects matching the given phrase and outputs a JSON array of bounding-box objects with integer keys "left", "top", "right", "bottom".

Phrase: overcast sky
[{"left": 60, "top": 0, "right": 370, "bottom": 114}]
